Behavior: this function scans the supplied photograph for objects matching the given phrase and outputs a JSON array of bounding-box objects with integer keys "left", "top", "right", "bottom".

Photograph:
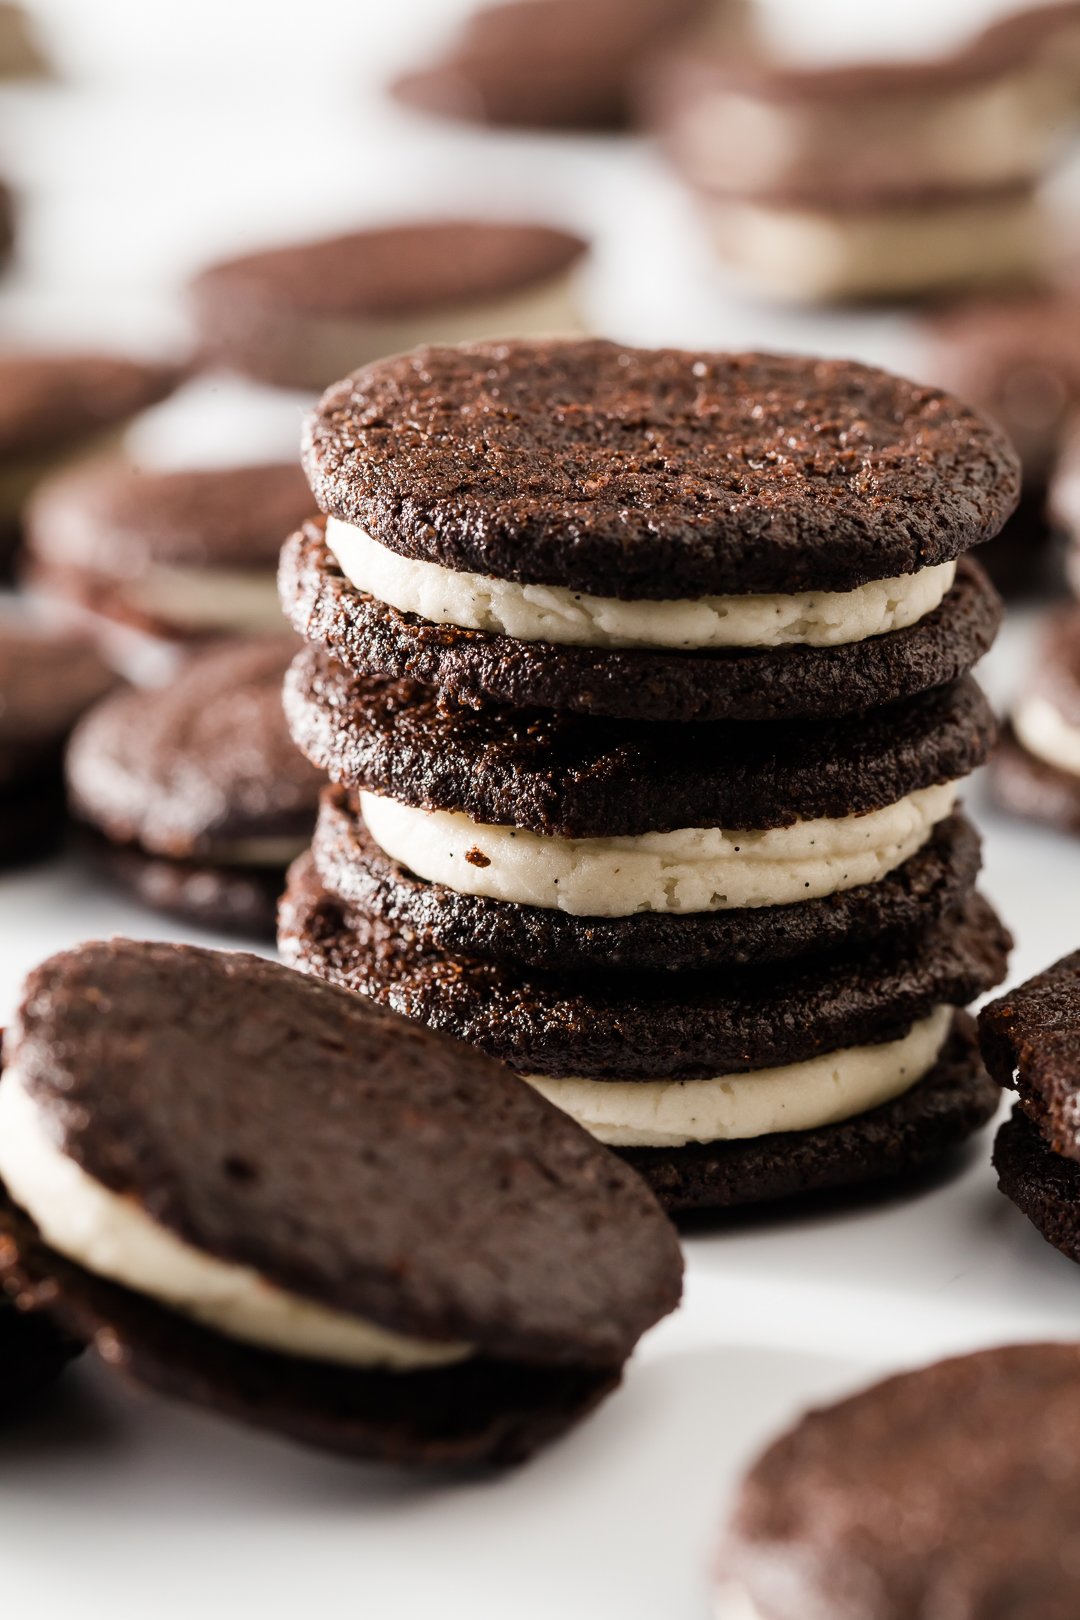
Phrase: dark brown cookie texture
[
  {"left": 630, "top": 1015, "right": 997, "bottom": 1213},
  {"left": 0, "top": 940, "right": 682, "bottom": 1463},
  {"left": 66, "top": 637, "right": 322, "bottom": 933},
  {"left": 25, "top": 457, "right": 314, "bottom": 637},
  {"left": 280, "top": 518, "right": 1003, "bottom": 724},
  {"left": 0, "top": 620, "right": 117, "bottom": 865},
  {"left": 390, "top": 0, "right": 709, "bottom": 131},
  {"left": 285, "top": 648, "right": 996, "bottom": 838},
  {"left": 717, "top": 1341, "right": 1080, "bottom": 1620},
  {"left": 191, "top": 222, "right": 587, "bottom": 391},
  {"left": 68, "top": 637, "right": 321, "bottom": 859},
  {"left": 279, "top": 857, "right": 1010, "bottom": 1080},
  {"left": 312, "top": 788, "right": 983, "bottom": 976},
  {"left": 980, "top": 951, "right": 1080, "bottom": 1161},
  {"left": 302, "top": 341, "right": 1019, "bottom": 599},
  {"left": 994, "top": 1106, "right": 1080, "bottom": 1266},
  {"left": 0, "top": 351, "right": 180, "bottom": 462}
]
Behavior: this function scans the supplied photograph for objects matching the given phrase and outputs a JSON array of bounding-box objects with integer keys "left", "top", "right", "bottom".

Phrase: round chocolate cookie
[
  {"left": 312, "top": 786, "right": 984, "bottom": 975},
  {"left": 0, "top": 619, "right": 117, "bottom": 865},
  {"left": 279, "top": 857, "right": 1010, "bottom": 1080},
  {"left": 302, "top": 341, "right": 1019, "bottom": 599},
  {"left": 0, "top": 940, "right": 682, "bottom": 1464},
  {"left": 26, "top": 457, "right": 314, "bottom": 641},
  {"left": 629, "top": 1013, "right": 997, "bottom": 1212},
  {"left": 716, "top": 1340, "right": 1080, "bottom": 1620},
  {"left": 191, "top": 222, "right": 587, "bottom": 394},
  {"left": 67, "top": 637, "right": 322, "bottom": 937},
  {"left": 280, "top": 518, "right": 1003, "bottom": 724},
  {"left": 284, "top": 648, "right": 996, "bottom": 837}
]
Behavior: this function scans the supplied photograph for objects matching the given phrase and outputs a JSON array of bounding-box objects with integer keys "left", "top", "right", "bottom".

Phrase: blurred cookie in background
[
  {"left": 391, "top": 0, "right": 713, "bottom": 131},
  {"left": 976, "top": 1, "right": 1080, "bottom": 111},
  {"left": 991, "top": 605, "right": 1080, "bottom": 837},
  {"left": 0, "top": 621, "right": 117, "bottom": 867},
  {"left": 0, "top": 352, "right": 180, "bottom": 577},
  {"left": 714, "top": 1342, "right": 1080, "bottom": 1620},
  {"left": 66, "top": 637, "right": 323, "bottom": 939},
  {"left": 24, "top": 457, "right": 312, "bottom": 647},
  {"left": 918, "top": 289, "right": 1080, "bottom": 595},
  {"left": 0, "top": 2, "right": 50, "bottom": 78},
  {"left": 190, "top": 220, "right": 589, "bottom": 394},
  {"left": 650, "top": 20, "right": 1067, "bottom": 304}
]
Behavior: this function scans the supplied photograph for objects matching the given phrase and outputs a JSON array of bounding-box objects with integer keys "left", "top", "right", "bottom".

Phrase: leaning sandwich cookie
[
  {"left": 0, "top": 940, "right": 683, "bottom": 1464},
  {"left": 990, "top": 607, "right": 1080, "bottom": 838}
]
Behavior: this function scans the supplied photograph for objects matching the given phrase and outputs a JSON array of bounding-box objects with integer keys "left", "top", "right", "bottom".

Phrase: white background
[{"left": 1, "top": 4, "right": 1079, "bottom": 1618}]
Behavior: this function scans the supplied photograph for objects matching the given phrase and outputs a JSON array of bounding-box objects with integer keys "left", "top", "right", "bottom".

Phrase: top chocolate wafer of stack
[{"left": 279, "top": 340, "right": 1014, "bottom": 1214}]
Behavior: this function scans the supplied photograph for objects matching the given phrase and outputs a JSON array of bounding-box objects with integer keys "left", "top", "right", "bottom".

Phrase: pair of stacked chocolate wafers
[{"left": 279, "top": 338, "right": 1015, "bottom": 1214}]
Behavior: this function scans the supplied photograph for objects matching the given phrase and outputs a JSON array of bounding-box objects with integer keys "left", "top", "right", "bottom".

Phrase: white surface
[{"left": 1, "top": 5, "right": 1079, "bottom": 1619}]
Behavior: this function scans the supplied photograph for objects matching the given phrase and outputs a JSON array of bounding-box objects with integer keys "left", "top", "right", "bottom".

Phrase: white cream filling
[
  {"left": 127, "top": 562, "right": 284, "bottom": 634},
  {"left": 0, "top": 1067, "right": 472, "bottom": 1371},
  {"left": 703, "top": 189, "right": 1041, "bottom": 303},
  {"left": 325, "top": 516, "right": 956, "bottom": 651},
  {"left": 525, "top": 1006, "right": 953, "bottom": 1148},
  {"left": 359, "top": 781, "right": 958, "bottom": 916},
  {"left": 1013, "top": 693, "right": 1080, "bottom": 778}
]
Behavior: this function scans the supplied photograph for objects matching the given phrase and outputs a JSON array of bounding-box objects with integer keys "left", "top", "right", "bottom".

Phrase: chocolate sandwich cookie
[
  {"left": 0, "top": 351, "right": 179, "bottom": 573},
  {"left": 280, "top": 862, "right": 1008, "bottom": 1080},
  {"left": 280, "top": 516, "right": 1003, "bottom": 724},
  {"left": 304, "top": 342, "right": 1017, "bottom": 599},
  {"left": 311, "top": 785, "right": 983, "bottom": 976},
  {"left": 25, "top": 458, "right": 314, "bottom": 642},
  {"left": 67, "top": 637, "right": 323, "bottom": 938},
  {"left": 286, "top": 650, "right": 993, "bottom": 833},
  {"left": 989, "top": 607, "right": 1080, "bottom": 836},
  {"left": 391, "top": 0, "right": 709, "bottom": 130},
  {"left": 281, "top": 861, "right": 1006, "bottom": 1210},
  {"left": 191, "top": 222, "right": 588, "bottom": 394},
  {"left": 714, "top": 1341, "right": 1080, "bottom": 1620},
  {"left": 0, "top": 620, "right": 117, "bottom": 865},
  {"left": 0, "top": 940, "right": 683, "bottom": 1464},
  {"left": 981, "top": 950, "right": 1080, "bottom": 1262}
]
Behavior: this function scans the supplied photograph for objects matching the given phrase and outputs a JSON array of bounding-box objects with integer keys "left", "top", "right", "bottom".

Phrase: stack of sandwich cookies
[
  {"left": 67, "top": 637, "right": 322, "bottom": 938},
  {"left": 25, "top": 458, "right": 314, "bottom": 643},
  {"left": 0, "top": 940, "right": 683, "bottom": 1464},
  {"left": 280, "top": 339, "right": 1015, "bottom": 1212},
  {"left": 981, "top": 950, "right": 1080, "bottom": 1262}
]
